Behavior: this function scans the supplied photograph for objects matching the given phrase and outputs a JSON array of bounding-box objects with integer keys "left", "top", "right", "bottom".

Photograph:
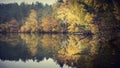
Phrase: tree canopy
[{"left": 0, "top": 0, "right": 119, "bottom": 35}]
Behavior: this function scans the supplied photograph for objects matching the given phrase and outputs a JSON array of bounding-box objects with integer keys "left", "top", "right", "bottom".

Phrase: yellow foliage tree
[
  {"left": 56, "top": 0, "right": 97, "bottom": 33},
  {"left": 41, "top": 15, "right": 60, "bottom": 32},
  {"left": 20, "top": 9, "right": 38, "bottom": 32}
]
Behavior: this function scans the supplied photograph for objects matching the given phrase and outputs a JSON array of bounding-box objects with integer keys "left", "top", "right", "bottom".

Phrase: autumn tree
[
  {"left": 0, "top": 23, "right": 9, "bottom": 33},
  {"left": 56, "top": 0, "right": 96, "bottom": 33},
  {"left": 20, "top": 9, "right": 38, "bottom": 32},
  {"left": 41, "top": 15, "right": 60, "bottom": 32}
]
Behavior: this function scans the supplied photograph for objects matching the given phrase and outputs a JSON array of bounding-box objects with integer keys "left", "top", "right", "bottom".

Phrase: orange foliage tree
[{"left": 41, "top": 15, "right": 60, "bottom": 32}]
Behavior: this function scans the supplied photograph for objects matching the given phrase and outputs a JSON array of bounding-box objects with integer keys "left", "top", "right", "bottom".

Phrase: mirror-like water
[{"left": 0, "top": 34, "right": 119, "bottom": 68}]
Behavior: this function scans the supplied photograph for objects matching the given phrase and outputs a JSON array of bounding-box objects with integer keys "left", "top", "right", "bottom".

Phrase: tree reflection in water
[{"left": 0, "top": 34, "right": 119, "bottom": 68}]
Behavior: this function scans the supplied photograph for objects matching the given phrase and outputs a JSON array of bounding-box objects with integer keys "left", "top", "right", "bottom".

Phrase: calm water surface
[{"left": 0, "top": 34, "right": 120, "bottom": 68}]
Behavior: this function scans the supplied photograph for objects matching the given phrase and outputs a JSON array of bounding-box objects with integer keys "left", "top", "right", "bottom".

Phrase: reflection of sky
[
  {"left": 0, "top": 0, "right": 56, "bottom": 5},
  {"left": 0, "top": 58, "right": 69, "bottom": 68}
]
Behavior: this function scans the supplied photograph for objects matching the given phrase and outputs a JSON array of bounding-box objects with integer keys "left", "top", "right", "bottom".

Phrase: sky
[{"left": 0, "top": 0, "right": 56, "bottom": 5}]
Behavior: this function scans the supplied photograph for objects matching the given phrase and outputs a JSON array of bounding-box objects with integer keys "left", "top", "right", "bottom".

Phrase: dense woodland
[
  {"left": 0, "top": 0, "right": 120, "bottom": 36},
  {"left": 0, "top": 0, "right": 120, "bottom": 67}
]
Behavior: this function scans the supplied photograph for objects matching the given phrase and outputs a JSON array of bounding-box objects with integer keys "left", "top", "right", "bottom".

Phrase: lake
[{"left": 0, "top": 33, "right": 120, "bottom": 68}]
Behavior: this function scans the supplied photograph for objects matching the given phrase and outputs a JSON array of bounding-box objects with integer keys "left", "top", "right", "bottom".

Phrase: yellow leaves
[
  {"left": 0, "top": 33, "right": 99, "bottom": 65},
  {"left": 84, "top": 0, "right": 91, "bottom": 3},
  {"left": 29, "top": 10, "right": 37, "bottom": 18},
  {"left": 56, "top": 35, "right": 99, "bottom": 66},
  {"left": 88, "top": 24, "right": 98, "bottom": 34},
  {"left": 57, "top": 6, "right": 69, "bottom": 21},
  {"left": 84, "top": 0, "right": 94, "bottom": 7},
  {"left": 40, "top": 34, "right": 52, "bottom": 47},
  {"left": 40, "top": 34, "right": 62, "bottom": 53},
  {"left": 57, "top": 6, "right": 80, "bottom": 24},
  {"left": 85, "top": 13, "right": 95, "bottom": 23},
  {"left": 20, "top": 9, "right": 38, "bottom": 32},
  {"left": 41, "top": 15, "right": 60, "bottom": 32},
  {"left": 20, "top": 25, "right": 30, "bottom": 32},
  {"left": 84, "top": 13, "right": 98, "bottom": 34},
  {"left": 0, "top": 34, "right": 20, "bottom": 46},
  {"left": 57, "top": 7, "right": 78, "bottom": 32},
  {"left": 58, "top": 35, "right": 78, "bottom": 55},
  {"left": 57, "top": 34, "right": 99, "bottom": 63},
  {"left": 68, "top": 24, "right": 75, "bottom": 32},
  {"left": 41, "top": 17, "right": 52, "bottom": 32},
  {"left": 20, "top": 34, "right": 40, "bottom": 56},
  {"left": 75, "top": 27, "right": 79, "bottom": 32},
  {"left": 56, "top": 0, "right": 91, "bottom": 32}
]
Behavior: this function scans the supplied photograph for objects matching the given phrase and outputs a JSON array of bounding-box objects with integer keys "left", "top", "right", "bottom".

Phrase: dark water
[{"left": 0, "top": 34, "right": 120, "bottom": 68}]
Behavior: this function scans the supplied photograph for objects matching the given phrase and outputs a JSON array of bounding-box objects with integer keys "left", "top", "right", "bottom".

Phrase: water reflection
[{"left": 0, "top": 34, "right": 120, "bottom": 68}]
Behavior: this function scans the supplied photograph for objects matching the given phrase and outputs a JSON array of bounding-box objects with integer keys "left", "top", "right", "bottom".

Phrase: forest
[
  {"left": 0, "top": 0, "right": 120, "bottom": 35},
  {"left": 0, "top": 0, "right": 120, "bottom": 68}
]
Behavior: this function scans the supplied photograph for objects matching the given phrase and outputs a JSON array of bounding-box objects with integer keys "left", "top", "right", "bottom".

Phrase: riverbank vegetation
[{"left": 0, "top": 0, "right": 120, "bottom": 37}]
